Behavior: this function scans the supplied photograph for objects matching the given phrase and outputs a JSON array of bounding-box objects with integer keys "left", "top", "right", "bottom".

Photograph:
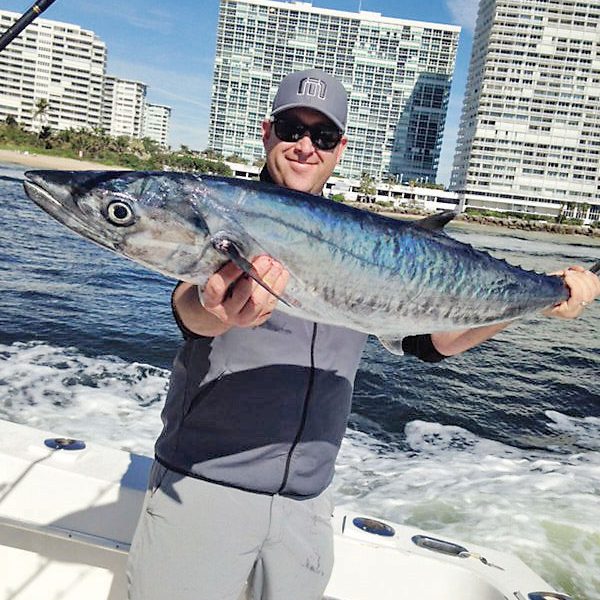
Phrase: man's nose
[{"left": 294, "top": 132, "right": 315, "bottom": 152}]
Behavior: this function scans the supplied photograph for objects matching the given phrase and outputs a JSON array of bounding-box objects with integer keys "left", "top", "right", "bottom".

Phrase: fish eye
[{"left": 106, "top": 200, "right": 135, "bottom": 226}]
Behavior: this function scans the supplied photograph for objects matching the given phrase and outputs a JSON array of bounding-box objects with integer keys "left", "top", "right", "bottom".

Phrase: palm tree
[
  {"left": 32, "top": 98, "right": 50, "bottom": 133},
  {"left": 110, "top": 135, "right": 132, "bottom": 155},
  {"left": 358, "top": 172, "right": 377, "bottom": 203},
  {"left": 579, "top": 203, "right": 591, "bottom": 224},
  {"left": 141, "top": 137, "right": 161, "bottom": 156},
  {"left": 38, "top": 125, "right": 53, "bottom": 148},
  {"left": 557, "top": 201, "right": 576, "bottom": 224},
  {"left": 202, "top": 148, "right": 223, "bottom": 160},
  {"left": 226, "top": 154, "right": 247, "bottom": 164},
  {"left": 69, "top": 127, "right": 101, "bottom": 158}
]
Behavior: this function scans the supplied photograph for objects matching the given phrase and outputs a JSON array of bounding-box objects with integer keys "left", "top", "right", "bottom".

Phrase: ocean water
[{"left": 1, "top": 164, "right": 599, "bottom": 598}]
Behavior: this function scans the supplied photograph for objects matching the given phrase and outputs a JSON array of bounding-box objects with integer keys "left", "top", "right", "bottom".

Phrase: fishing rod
[{"left": 0, "top": 0, "right": 57, "bottom": 53}]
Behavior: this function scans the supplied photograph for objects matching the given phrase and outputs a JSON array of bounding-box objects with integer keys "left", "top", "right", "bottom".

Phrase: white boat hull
[{"left": 0, "top": 420, "right": 570, "bottom": 600}]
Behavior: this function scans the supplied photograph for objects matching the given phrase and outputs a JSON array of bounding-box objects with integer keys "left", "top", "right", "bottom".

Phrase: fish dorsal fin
[
  {"left": 210, "top": 232, "right": 291, "bottom": 308},
  {"left": 377, "top": 336, "right": 405, "bottom": 355},
  {"left": 415, "top": 210, "right": 458, "bottom": 231}
]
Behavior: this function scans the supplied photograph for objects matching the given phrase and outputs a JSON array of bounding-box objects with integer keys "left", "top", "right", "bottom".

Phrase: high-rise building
[
  {"left": 142, "top": 102, "right": 172, "bottom": 147},
  {"left": 102, "top": 76, "right": 147, "bottom": 139},
  {"left": 208, "top": 0, "right": 460, "bottom": 182},
  {"left": 451, "top": 0, "right": 600, "bottom": 223},
  {"left": 0, "top": 10, "right": 172, "bottom": 145},
  {"left": 0, "top": 10, "right": 107, "bottom": 132}
]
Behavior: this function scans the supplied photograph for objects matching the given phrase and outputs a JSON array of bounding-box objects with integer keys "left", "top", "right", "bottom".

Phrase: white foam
[
  {"left": 545, "top": 410, "right": 600, "bottom": 451},
  {"left": 0, "top": 341, "right": 165, "bottom": 454},
  {"left": 0, "top": 340, "right": 598, "bottom": 598},
  {"left": 334, "top": 421, "right": 600, "bottom": 599}
]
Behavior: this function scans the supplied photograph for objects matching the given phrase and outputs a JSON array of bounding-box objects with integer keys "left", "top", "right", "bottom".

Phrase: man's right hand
[
  {"left": 172, "top": 256, "right": 289, "bottom": 338},
  {"left": 201, "top": 255, "right": 290, "bottom": 328}
]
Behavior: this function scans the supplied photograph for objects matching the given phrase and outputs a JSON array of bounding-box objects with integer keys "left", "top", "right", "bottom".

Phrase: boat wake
[{"left": 1, "top": 339, "right": 598, "bottom": 598}]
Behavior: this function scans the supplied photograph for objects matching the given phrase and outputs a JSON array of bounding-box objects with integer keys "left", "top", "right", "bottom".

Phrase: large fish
[{"left": 22, "top": 170, "right": 594, "bottom": 354}]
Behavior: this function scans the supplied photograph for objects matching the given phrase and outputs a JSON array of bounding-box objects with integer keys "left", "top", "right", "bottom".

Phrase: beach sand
[{"left": 0, "top": 149, "right": 128, "bottom": 171}]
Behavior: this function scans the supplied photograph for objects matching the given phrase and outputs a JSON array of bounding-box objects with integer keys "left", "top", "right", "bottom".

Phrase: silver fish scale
[{"left": 215, "top": 183, "right": 567, "bottom": 336}]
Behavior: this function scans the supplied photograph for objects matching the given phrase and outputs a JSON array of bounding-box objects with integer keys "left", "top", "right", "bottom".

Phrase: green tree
[
  {"left": 111, "top": 135, "right": 131, "bottom": 154},
  {"left": 557, "top": 201, "right": 576, "bottom": 224},
  {"left": 358, "top": 172, "right": 377, "bottom": 202},
  {"left": 0, "top": 118, "right": 35, "bottom": 145},
  {"left": 32, "top": 98, "right": 50, "bottom": 132},
  {"left": 202, "top": 148, "right": 223, "bottom": 160},
  {"left": 141, "top": 137, "right": 161, "bottom": 155},
  {"left": 37, "top": 125, "right": 53, "bottom": 148},
  {"left": 579, "top": 203, "right": 591, "bottom": 222},
  {"left": 226, "top": 154, "right": 248, "bottom": 164}
]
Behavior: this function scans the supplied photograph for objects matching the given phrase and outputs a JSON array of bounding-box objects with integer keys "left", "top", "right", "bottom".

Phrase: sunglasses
[{"left": 272, "top": 116, "right": 343, "bottom": 151}]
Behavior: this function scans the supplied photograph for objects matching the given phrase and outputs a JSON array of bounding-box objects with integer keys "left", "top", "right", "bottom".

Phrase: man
[{"left": 128, "top": 69, "right": 600, "bottom": 600}]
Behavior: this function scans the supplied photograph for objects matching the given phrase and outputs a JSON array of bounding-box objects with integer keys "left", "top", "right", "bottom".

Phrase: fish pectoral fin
[
  {"left": 415, "top": 210, "right": 458, "bottom": 231},
  {"left": 210, "top": 234, "right": 291, "bottom": 308},
  {"left": 590, "top": 261, "right": 600, "bottom": 276},
  {"left": 377, "top": 336, "right": 405, "bottom": 355}
]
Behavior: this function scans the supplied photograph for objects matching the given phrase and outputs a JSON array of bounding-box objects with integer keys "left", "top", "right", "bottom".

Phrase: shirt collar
[{"left": 259, "top": 165, "right": 275, "bottom": 184}]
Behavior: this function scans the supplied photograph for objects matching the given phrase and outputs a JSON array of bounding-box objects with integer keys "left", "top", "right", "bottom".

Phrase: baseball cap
[{"left": 271, "top": 69, "right": 348, "bottom": 132}]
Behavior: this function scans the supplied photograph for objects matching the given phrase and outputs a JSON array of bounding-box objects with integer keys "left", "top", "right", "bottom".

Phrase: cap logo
[{"left": 297, "top": 77, "right": 327, "bottom": 100}]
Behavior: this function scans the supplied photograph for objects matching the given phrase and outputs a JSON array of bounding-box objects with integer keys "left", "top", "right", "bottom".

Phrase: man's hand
[
  {"left": 543, "top": 266, "right": 600, "bottom": 319},
  {"left": 201, "top": 255, "right": 290, "bottom": 328}
]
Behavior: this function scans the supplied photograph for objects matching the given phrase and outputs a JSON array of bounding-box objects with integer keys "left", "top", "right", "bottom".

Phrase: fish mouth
[
  {"left": 24, "top": 176, "right": 72, "bottom": 213},
  {"left": 23, "top": 171, "right": 120, "bottom": 251}
]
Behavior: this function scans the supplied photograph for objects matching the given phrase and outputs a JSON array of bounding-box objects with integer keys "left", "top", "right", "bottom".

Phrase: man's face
[{"left": 262, "top": 107, "right": 347, "bottom": 195}]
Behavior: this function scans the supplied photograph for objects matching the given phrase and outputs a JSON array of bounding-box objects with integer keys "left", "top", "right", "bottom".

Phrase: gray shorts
[{"left": 127, "top": 461, "right": 334, "bottom": 600}]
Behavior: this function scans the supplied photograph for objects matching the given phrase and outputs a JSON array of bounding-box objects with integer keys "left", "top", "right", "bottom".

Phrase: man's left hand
[{"left": 544, "top": 265, "right": 600, "bottom": 319}]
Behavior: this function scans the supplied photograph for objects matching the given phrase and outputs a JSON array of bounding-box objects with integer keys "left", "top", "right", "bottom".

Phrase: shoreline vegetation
[
  {"left": 0, "top": 119, "right": 234, "bottom": 174},
  {"left": 1, "top": 122, "right": 598, "bottom": 239},
  {"left": 358, "top": 203, "right": 600, "bottom": 239}
]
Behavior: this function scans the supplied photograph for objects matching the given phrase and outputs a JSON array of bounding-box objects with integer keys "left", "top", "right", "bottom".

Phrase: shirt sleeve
[
  {"left": 401, "top": 334, "right": 447, "bottom": 363},
  {"left": 171, "top": 282, "right": 203, "bottom": 340}
]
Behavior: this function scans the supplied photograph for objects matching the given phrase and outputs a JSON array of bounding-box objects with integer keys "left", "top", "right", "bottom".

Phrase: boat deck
[{"left": 0, "top": 420, "right": 569, "bottom": 600}]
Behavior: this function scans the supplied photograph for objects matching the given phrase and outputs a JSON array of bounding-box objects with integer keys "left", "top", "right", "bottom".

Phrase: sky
[{"left": 1, "top": 0, "right": 480, "bottom": 184}]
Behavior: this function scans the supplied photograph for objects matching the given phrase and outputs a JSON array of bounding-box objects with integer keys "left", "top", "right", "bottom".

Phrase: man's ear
[
  {"left": 335, "top": 136, "right": 348, "bottom": 164},
  {"left": 261, "top": 119, "right": 271, "bottom": 143}
]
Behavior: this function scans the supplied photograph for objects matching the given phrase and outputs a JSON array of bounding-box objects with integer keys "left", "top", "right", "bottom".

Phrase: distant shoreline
[
  {"left": 0, "top": 149, "right": 128, "bottom": 171},
  {"left": 351, "top": 206, "right": 600, "bottom": 241},
  {"left": 2, "top": 149, "right": 598, "bottom": 242}
]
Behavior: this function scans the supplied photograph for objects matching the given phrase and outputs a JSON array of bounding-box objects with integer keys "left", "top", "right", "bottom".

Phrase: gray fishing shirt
[
  {"left": 155, "top": 308, "right": 368, "bottom": 499},
  {"left": 155, "top": 167, "right": 447, "bottom": 499}
]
